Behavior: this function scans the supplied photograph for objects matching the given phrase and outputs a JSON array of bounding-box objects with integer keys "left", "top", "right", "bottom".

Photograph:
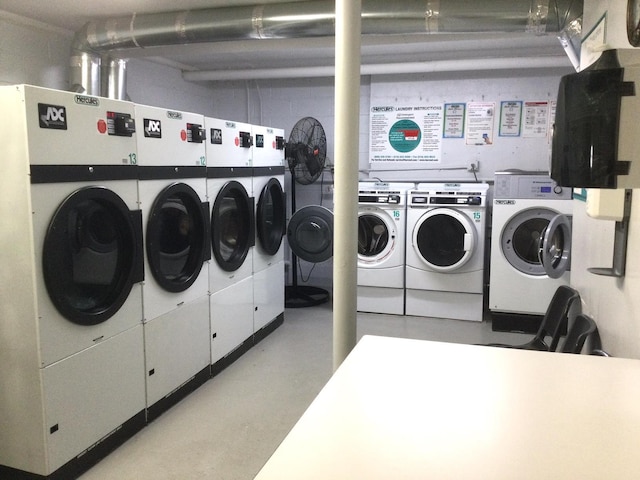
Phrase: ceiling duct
[{"left": 70, "top": 0, "right": 583, "bottom": 98}]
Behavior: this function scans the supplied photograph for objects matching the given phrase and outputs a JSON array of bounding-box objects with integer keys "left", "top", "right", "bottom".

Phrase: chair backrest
[
  {"left": 559, "top": 313, "right": 598, "bottom": 354},
  {"left": 535, "top": 285, "right": 580, "bottom": 351}
]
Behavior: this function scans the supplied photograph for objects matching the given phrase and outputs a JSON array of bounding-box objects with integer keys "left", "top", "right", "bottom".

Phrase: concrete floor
[{"left": 78, "top": 303, "right": 527, "bottom": 480}]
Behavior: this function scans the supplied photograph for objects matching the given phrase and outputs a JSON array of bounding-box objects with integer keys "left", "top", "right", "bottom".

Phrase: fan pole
[{"left": 333, "top": 0, "right": 361, "bottom": 371}]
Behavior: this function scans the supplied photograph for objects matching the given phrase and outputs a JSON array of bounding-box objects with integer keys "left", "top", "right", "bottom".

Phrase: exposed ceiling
[{"left": 0, "top": 0, "right": 575, "bottom": 80}]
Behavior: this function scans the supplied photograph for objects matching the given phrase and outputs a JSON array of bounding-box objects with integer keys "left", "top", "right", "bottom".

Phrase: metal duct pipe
[
  {"left": 102, "top": 57, "right": 128, "bottom": 100},
  {"left": 70, "top": 0, "right": 582, "bottom": 97}
]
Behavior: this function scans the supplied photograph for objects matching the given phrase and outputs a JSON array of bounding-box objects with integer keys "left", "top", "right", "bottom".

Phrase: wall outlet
[{"left": 468, "top": 161, "right": 479, "bottom": 172}]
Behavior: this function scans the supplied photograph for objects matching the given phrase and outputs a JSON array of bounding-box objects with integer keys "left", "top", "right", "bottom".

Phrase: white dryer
[
  {"left": 357, "top": 182, "right": 415, "bottom": 315},
  {"left": 134, "top": 104, "right": 210, "bottom": 419},
  {"left": 0, "top": 85, "right": 145, "bottom": 478},
  {"left": 406, "top": 182, "right": 489, "bottom": 322},
  {"left": 204, "top": 117, "right": 255, "bottom": 370},
  {"left": 252, "top": 124, "right": 286, "bottom": 334},
  {"left": 489, "top": 171, "right": 572, "bottom": 316}
]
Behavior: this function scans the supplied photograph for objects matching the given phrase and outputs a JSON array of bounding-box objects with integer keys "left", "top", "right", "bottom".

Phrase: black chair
[
  {"left": 483, "top": 285, "right": 580, "bottom": 352},
  {"left": 558, "top": 313, "right": 598, "bottom": 354}
]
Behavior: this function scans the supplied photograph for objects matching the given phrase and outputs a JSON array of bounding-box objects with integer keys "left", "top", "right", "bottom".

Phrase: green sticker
[{"left": 389, "top": 119, "right": 421, "bottom": 153}]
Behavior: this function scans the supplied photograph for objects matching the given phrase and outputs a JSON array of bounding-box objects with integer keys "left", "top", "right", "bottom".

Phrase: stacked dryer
[
  {"left": 405, "top": 183, "right": 489, "bottom": 322},
  {"left": 252, "top": 124, "right": 287, "bottom": 334},
  {"left": 205, "top": 117, "right": 256, "bottom": 371},
  {"left": 357, "top": 182, "right": 415, "bottom": 315},
  {"left": 0, "top": 85, "right": 145, "bottom": 478},
  {"left": 134, "top": 104, "right": 211, "bottom": 420}
]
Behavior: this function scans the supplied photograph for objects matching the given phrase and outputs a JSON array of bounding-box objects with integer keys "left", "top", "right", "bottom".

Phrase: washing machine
[
  {"left": 204, "top": 117, "right": 256, "bottom": 369},
  {"left": 0, "top": 85, "right": 146, "bottom": 478},
  {"left": 489, "top": 171, "right": 572, "bottom": 316},
  {"left": 252, "top": 124, "right": 286, "bottom": 334},
  {"left": 405, "top": 182, "right": 489, "bottom": 322},
  {"left": 357, "top": 181, "right": 415, "bottom": 315},
  {"left": 134, "top": 104, "right": 211, "bottom": 419}
]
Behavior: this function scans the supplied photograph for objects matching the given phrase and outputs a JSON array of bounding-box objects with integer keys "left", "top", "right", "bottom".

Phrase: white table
[{"left": 255, "top": 335, "right": 640, "bottom": 480}]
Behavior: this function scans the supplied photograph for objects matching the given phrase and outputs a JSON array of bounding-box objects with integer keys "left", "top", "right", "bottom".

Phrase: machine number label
[
  {"left": 393, "top": 210, "right": 400, "bottom": 218},
  {"left": 38, "top": 103, "right": 67, "bottom": 130},
  {"left": 473, "top": 212, "right": 482, "bottom": 221},
  {"left": 128, "top": 153, "right": 137, "bottom": 165},
  {"left": 199, "top": 156, "right": 206, "bottom": 166}
]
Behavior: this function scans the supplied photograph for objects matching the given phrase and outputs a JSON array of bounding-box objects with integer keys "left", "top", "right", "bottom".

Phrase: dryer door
[
  {"left": 42, "top": 186, "right": 144, "bottom": 325},
  {"left": 256, "top": 178, "right": 286, "bottom": 255},
  {"left": 500, "top": 208, "right": 558, "bottom": 276},
  {"left": 211, "top": 180, "right": 255, "bottom": 272},
  {"left": 413, "top": 208, "right": 476, "bottom": 272},
  {"left": 357, "top": 208, "right": 396, "bottom": 266},
  {"left": 146, "top": 182, "right": 210, "bottom": 292},
  {"left": 538, "top": 214, "right": 572, "bottom": 279}
]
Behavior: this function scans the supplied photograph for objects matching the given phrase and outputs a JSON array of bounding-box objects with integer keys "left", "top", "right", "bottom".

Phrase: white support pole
[{"left": 333, "top": 0, "right": 361, "bottom": 371}]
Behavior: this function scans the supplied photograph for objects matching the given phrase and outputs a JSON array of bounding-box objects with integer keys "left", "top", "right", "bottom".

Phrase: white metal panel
[
  {"left": 253, "top": 261, "right": 285, "bottom": 332},
  {"left": 143, "top": 294, "right": 210, "bottom": 407},
  {"left": 42, "top": 325, "right": 145, "bottom": 474}
]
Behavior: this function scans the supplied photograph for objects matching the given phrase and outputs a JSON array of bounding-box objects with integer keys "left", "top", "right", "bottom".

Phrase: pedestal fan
[{"left": 285, "top": 117, "right": 334, "bottom": 308}]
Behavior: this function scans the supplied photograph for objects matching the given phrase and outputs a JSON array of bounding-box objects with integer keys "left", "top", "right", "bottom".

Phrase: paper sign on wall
[
  {"left": 522, "top": 101, "right": 550, "bottom": 137},
  {"left": 370, "top": 105, "right": 444, "bottom": 162},
  {"left": 499, "top": 101, "right": 523, "bottom": 137},
  {"left": 465, "top": 102, "right": 495, "bottom": 145}
]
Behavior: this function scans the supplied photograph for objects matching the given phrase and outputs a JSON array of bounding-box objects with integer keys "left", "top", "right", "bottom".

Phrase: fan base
[{"left": 285, "top": 285, "right": 330, "bottom": 308}]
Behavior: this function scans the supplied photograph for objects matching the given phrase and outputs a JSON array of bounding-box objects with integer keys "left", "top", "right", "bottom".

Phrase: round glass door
[
  {"left": 413, "top": 208, "right": 475, "bottom": 271},
  {"left": 538, "top": 214, "right": 572, "bottom": 279},
  {"left": 211, "top": 180, "right": 254, "bottom": 272},
  {"left": 146, "top": 182, "right": 208, "bottom": 292},
  {"left": 42, "top": 186, "right": 142, "bottom": 325},
  {"left": 287, "top": 205, "right": 333, "bottom": 263},
  {"left": 256, "top": 178, "right": 285, "bottom": 255},
  {"left": 358, "top": 210, "right": 395, "bottom": 264},
  {"left": 501, "top": 208, "right": 557, "bottom": 275}
]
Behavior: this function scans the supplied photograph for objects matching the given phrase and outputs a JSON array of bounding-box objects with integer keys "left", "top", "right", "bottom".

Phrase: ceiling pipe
[
  {"left": 70, "top": 0, "right": 583, "bottom": 98},
  {"left": 183, "top": 55, "right": 571, "bottom": 81}
]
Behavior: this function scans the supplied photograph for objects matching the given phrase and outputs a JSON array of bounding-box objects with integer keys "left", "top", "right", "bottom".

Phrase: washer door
[
  {"left": 358, "top": 208, "right": 396, "bottom": 265},
  {"left": 413, "top": 208, "right": 475, "bottom": 272},
  {"left": 211, "top": 180, "right": 255, "bottom": 272},
  {"left": 256, "top": 178, "right": 286, "bottom": 255},
  {"left": 538, "top": 214, "right": 572, "bottom": 279},
  {"left": 146, "top": 182, "right": 210, "bottom": 292},
  {"left": 287, "top": 205, "right": 333, "bottom": 263},
  {"left": 42, "top": 186, "right": 143, "bottom": 325},
  {"left": 501, "top": 207, "right": 558, "bottom": 276}
]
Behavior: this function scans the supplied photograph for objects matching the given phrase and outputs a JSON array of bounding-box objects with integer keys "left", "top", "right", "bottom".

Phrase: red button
[
  {"left": 181, "top": 130, "right": 187, "bottom": 141},
  {"left": 97, "top": 119, "right": 107, "bottom": 134}
]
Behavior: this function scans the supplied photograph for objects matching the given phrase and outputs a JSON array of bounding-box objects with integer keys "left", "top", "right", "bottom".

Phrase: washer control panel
[{"left": 494, "top": 171, "right": 572, "bottom": 200}]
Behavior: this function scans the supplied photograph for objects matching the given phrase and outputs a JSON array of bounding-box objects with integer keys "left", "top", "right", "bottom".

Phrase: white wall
[{"left": 0, "top": 13, "right": 71, "bottom": 89}]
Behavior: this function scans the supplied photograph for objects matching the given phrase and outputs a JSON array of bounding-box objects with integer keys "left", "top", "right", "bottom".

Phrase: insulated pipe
[
  {"left": 70, "top": 0, "right": 582, "bottom": 97},
  {"left": 183, "top": 55, "right": 571, "bottom": 81},
  {"left": 333, "top": 0, "right": 361, "bottom": 370}
]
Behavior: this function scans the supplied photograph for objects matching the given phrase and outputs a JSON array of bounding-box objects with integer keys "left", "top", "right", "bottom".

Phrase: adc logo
[
  {"left": 210, "top": 128, "right": 223, "bottom": 145},
  {"left": 38, "top": 103, "right": 67, "bottom": 130},
  {"left": 144, "top": 118, "right": 162, "bottom": 138}
]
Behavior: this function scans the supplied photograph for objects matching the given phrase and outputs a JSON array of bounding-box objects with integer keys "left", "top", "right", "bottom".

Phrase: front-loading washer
[
  {"left": 489, "top": 171, "right": 572, "bottom": 317},
  {"left": 252, "top": 124, "right": 286, "bottom": 335},
  {"left": 0, "top": 85, "right": 145, "bottom": 478},
  {"left": 134, "top": 104, "right": 211, "bottom": 420},
  {"left": 406, "top": 182, "right": 489, "bottom": 322},
  {"left": 357, "top": 182, "right": 415, "bottom": 315},
  {"left": 205, "top": 117, "right": 256, "bottom": 371}
]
